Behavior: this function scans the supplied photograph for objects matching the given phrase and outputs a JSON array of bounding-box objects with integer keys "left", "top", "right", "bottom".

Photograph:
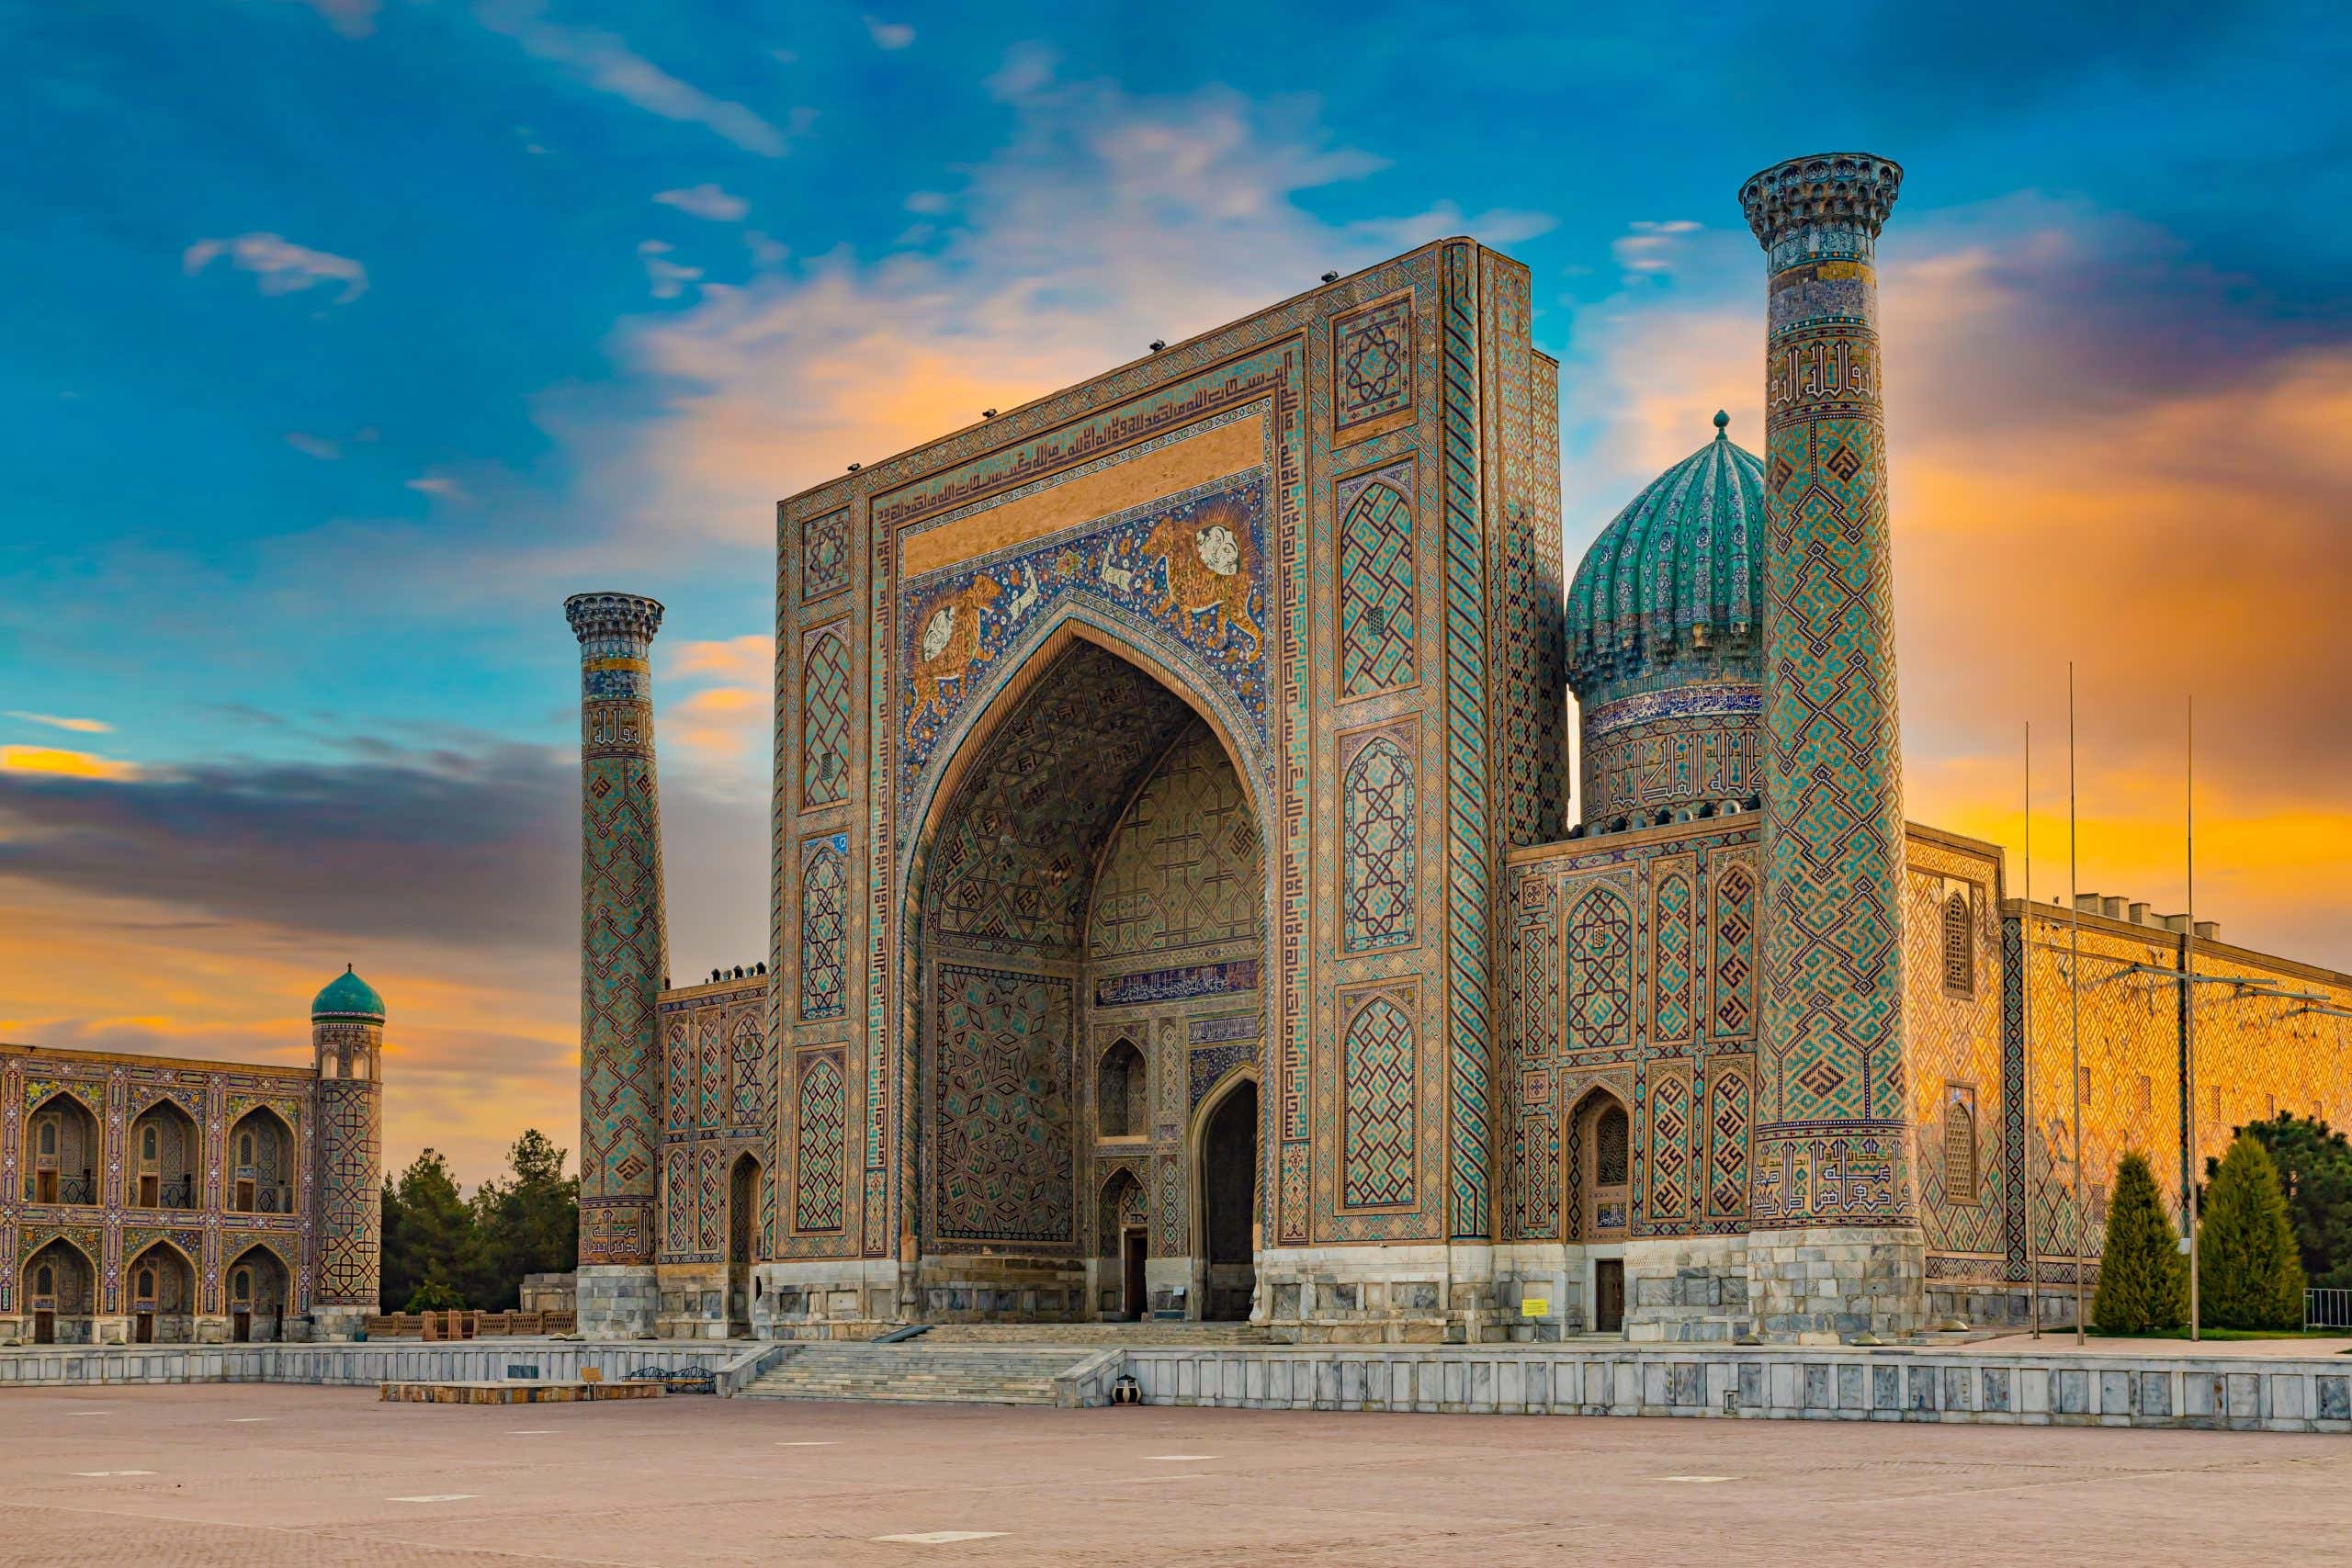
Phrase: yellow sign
[{"left": 1521, "top": 1297, "right": 1550, "bottom": 1317}]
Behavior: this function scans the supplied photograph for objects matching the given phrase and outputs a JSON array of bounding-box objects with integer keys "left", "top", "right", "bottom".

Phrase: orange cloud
[
  {"left": 6, "top": 712, "right": 113, "bottom": 734},
  {"left": 1, "top": 745, "right": 139, "bottom": 780},
  {"left": 668, "top": 634, "right": 772, "bottom": 687}
]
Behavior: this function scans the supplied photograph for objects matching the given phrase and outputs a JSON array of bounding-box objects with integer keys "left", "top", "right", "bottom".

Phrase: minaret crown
[{"left": 1739, "top": 152, "right": 1904, "bottom": 249}]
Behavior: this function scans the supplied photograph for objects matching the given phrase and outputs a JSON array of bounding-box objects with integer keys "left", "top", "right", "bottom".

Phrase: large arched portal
[{"left": 912, "top": 635, "right": 1267, "bottom": 1323}]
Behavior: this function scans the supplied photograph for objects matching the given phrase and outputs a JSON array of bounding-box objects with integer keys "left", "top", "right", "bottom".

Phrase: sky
[{"left": 3, "top": 0, "right": 2348, "bottom": 1186}]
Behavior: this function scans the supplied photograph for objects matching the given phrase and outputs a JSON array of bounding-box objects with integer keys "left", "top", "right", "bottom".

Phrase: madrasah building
[{"left": 562, "top": 151, "right": 2352, "bottom": 1347}]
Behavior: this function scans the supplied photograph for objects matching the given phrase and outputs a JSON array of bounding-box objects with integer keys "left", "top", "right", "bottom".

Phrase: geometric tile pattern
[
  {"left": 1086, "top": 723, "right": 1258, "bottom": 962},
  {"left": 1340, "top": 992, "right": 1415, "bottom": 1209},
  {"left": 1713, "top": 864, "right": 1757, "bottom": 1036},
  {"left": 1743, "top": 156, "right": 1915, "bottom": 1228},
  {"left": 794, "top": 1053, "right": 846, "bottom": 1233},
  {"left": 1340, "top": 731, "right": 1416, "bottom": 953},
  {"left": 1647, "top": 1061, "right": 1691, "bottom": 1222},
  {"left": 1566, "top": 886, "right": 1634, "bottom": 1053},
  {"left": 312, "top": 1073, "right": 379, "bottom": 1305},
  {"left": 1707, "top": 1059, "right": 1753, "bottom": 1220},
  {"left": 1335, "top": 470, "right": 1415, "bottom": 698},
  {"left": 930, "top": 967, "right": 1073, "bottom": 1247},
  {"left": 802, "top": 507, "right": 851, "bottom": 603},
  {"left": 799, "top": 832, "right": 848, "bottom": 1021},
  {"left": 801, "top": 624, "right": 851, "bottom": 808},
  {"left": 1654, "top": 873, "right": 1694, "bottom": 1044},
  {"left": 1332, "top": 294, "right": 1413, "bottom": 434}
]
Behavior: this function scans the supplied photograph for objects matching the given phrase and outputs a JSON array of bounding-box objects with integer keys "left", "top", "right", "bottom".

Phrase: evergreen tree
[
  {"left": 2222, "top": 1114, "right": 2352, "bottom": 1290},
  {"left": 379, "top": 1149, "right": 480, "bottom": 1312},
  {"left": 469, "top": 1129, "right": 580, "bottom": 1310},
  {"left": 2198, "top": 1132, "right": 2307, "bottom": 1330},
  {"left": 2091, "top": 1150, "right": 2187, "bottom": 1334}
]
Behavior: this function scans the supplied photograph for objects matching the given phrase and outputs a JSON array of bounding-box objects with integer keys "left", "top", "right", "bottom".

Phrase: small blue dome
[
  {"left": 1566, "top": 411, "right": 1764, "bottom": 705},
  {"left": 311, "top": 964, "right": 385, "bottom": 1020}
]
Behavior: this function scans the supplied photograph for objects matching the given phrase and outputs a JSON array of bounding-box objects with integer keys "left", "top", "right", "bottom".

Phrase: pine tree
[
  {"left": 2199, "top": 1133, "right": 2307, "bottom": 1331},
  {"left": 379, "top": 1149, "right": 480, "bottom": 1312},
  {"left": 2091, "top": 1151, "right": 2187, "bottom": 1334},
  {"left": 2229, "top": 1114, "right": 2352, "bottom": 1290}
]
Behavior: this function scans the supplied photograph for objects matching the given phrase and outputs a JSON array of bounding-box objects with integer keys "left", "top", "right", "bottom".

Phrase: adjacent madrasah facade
[
  {"left": 568, "top": 151, "right": 2352, "bottom": 1346},
  {"left": 1, "top": 968, "right": 385, "bottom": 1345}
]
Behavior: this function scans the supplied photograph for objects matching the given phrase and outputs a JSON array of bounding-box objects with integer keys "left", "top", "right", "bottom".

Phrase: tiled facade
[
  {"left": 592, "top": 151, "right": 2349, "bottom": 1344},
  {"left": 2, "top": 975, "right": 383, "bottom": 1345}
]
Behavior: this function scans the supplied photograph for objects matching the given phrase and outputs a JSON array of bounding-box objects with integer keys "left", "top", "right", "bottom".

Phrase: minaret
[
  {"left": 309, "top": 964, "right": 385, "bottom": 1340},
  {"left": 564, "top": 592, "right": 669, "bottom": 1337},
  {"left": 1740, "top": 152, "right": 1924, "bottom": 1339}
]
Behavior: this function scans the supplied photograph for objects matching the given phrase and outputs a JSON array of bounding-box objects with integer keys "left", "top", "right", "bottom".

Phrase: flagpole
[
  {"left": 2186, "top": 695, "right": 2200, "bottom": 1343},
  {"left": 2023, "top": 719, "right": 2041, "bottom": 1337},
  {"left": 2068, "top": 663, "right": 2086, "bottom": 1345}
]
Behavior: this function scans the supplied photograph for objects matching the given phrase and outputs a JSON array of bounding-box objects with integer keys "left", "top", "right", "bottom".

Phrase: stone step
[{"left": 741, "top": 1343, "right": 1086, "bottom": 1406}]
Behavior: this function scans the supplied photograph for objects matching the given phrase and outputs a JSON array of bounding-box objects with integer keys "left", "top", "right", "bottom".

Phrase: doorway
[
  {"left": 33, "top": 1310, "right": 54, "bottom": 1345},
  {"left": 1198, "top": 1077, "right": 1258, "bottom": 1322},
  {"left": 232, "top": 1310, "right": 251, "bottom": 1343},
  {"left": 1121, "top": 1229, "right": 1148, "bottom": 1320},
  {"left": 726, "top": 1153, "right": 760, "bottom": 1337},
  {"left": 134, "top": 1312, "right": 154, "bottom": 1345},
  {"left": 1595, "top": 1258, "right": 1625, "bottom": 1335}
]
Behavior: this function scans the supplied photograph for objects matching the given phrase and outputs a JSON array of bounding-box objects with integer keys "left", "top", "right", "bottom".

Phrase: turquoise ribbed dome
[
  {"left": 311, "top": 964, "right": 385, "bottom": 1020},
  {"left": 1566, "top": 411, "right": 1764, "bottom": 704}
]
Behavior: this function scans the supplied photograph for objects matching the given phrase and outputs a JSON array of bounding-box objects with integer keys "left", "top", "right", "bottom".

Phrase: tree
[
  {"left": 2092, "top": 1150, "right": 2187, "bottom": 1334},
  {"left": 379, "top": 1148, "right": 480, "bottom": 1313},
  {"left": 2198, "top": 1132, "right": 2307, "bottom": 1331},
  {"left": 2221, "top": 1114, "right": 2352, "bottom": 1291},
  {"left": 469, "top": 1129, "right": 580, "bottom": 1311}
]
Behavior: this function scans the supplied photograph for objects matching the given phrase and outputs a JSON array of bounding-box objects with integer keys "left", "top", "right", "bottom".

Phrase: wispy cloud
[
  {"left": 183, "top": 232, "right": 368, "bottom": 303},
  {"left": 288, "top": 0, "right": 378, "bottom": 38},
  {"left": 1611, "top": 218, "right": 1704, "bottom": 283},
  {"left": 0, "top": 746, "right": 139, "bottom": 781},
  {"left": 654, "top": 183, "right": 749, "bottom": 222},
  {"left": 636, "top": 239, "right": 702, "bottom": 299},
  {"left": 472, "top": 0, "right": 791, "bottom": 157},
  {"left": 404, "top": 475, "right": 469, "bottom": 501},
  {"left": 7, "top": 713, "right": 113, "bottom": 735},
  {"left": 864, "top": 15, "right": 915, "bottom": 49},
  {"left": 284, "top": 431, "right": 342, "bottom": 460}
]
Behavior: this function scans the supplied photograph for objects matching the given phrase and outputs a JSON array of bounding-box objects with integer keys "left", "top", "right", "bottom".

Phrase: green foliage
[
  {"left": 2198, "top": 1132, "right": 2307, "bottom": 1331},
  {"left": 379, "top": 1133, "right": 578, "bottom": 1314},
  {"left": 2091, "top": 1151, "right": 2187, "bottom": 1335},
  {"left": 2220, "top": 1114, "right": 2352, "bottom": 1291}
]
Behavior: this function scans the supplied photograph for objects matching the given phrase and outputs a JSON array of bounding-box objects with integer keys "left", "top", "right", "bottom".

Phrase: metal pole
[
  {"left": 2186, "top": 695, "right": 2200, "bottom": 1341},
  {"left": 2068, "top": 663, "right": 2086, "bottom": 1344},
  {"left": 2023, "top": 719, "right": 2041, "bottom": 1337}
]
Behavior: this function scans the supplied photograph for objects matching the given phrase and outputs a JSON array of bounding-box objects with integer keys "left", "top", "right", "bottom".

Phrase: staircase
[{"left": 739, "top": 1322, "right": 1272, "bottom": 1405}]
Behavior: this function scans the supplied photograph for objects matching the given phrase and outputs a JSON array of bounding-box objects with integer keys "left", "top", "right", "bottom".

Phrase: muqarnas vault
[{"left": 568, "top": 152, "right": 2352, "bottom": 1345}]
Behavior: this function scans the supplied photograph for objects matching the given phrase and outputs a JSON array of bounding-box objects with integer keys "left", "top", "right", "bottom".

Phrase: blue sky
[{"left": 4, "top": 0, "right": 2347, "bottom": 1179}]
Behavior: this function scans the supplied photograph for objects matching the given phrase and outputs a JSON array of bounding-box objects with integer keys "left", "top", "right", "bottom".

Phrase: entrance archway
[
  {"left": 124, "top": 1241, "right": 196, "bottom": 1344},
  {"left": 726, "top": 1153, "right": 760, "bottom": 1337},
  {"left": 22, "top": 1237, "right": 95, "bottom": 1344},
  {"left": 1194, "top": 1076, "right": 1259, "bottom": 1322},
  {"left": 1566, "top": 1088, "right": 1633, "bottom": 1335},
  {"left": 225, "top": 1245, "right": 290, "bottom": 1342},
  {"left": 907, "top": 627, "right": 1269, "bottom": 1323}
]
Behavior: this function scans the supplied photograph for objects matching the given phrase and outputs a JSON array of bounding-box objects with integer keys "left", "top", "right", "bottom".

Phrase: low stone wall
[
  {"left": 0, "top": 1339, "right": 763, "bottom": 1393},
  {"left": 1114, "top": 1345, "right": 2352, "bottom": 1433}
]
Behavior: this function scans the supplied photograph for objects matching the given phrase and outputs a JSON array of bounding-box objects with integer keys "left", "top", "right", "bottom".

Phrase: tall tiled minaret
[
  {"left": 1740, "top": 152, "right": 1924, "bottom": 1339},
  {"left": 564, "top": 592, "right": 669, "bottom": 1337},
  {"left": 309, "top": 964, "right": 384, "bottom": 1340}
]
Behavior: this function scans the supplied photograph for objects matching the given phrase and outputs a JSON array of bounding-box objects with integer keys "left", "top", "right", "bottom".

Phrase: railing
[
  {"left": 2306, "top": 1287, "right": 2352, "bottom": 1331},
  {"left": 159, "top": 1177, "right": 197, "bottom": 1209},
  {"left": 25, "top": 1174, "right": 98, "bottom": 1205},
  {"left": 231, "top": 1186, "right": 294, "bottom": 1214}
]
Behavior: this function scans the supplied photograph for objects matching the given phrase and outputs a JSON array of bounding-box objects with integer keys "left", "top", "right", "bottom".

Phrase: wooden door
[
  {"left": 232, "top": 1310, "right": 251, "bottom": 1344},
  {"left": 35, "top": 1169, "right": 57, "bottom": 1203},
  {"left": 140, "top": 1173, "right": 159, "bottom": 1207},
  {"left": 1595, "top": 1259, "right": 1625, "bottom": 1334},
  {"left": 33, "top": 1310, "right": 55, "bottom": 1344},
  {"left": 1122, "top": 1230, "right": 1147, "bottom": 1320},
  {"left": 134, "top": 1312, "right": 154, "bottom": 1344}
]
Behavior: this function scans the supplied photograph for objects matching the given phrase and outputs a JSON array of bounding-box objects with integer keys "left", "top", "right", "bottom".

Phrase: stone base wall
[
  {"left": 520, "top": 1272, "right": 578, "bottom": 1314},
  {"left": 751, "top": 1258, "right": 902, "bottom": 1338},
  {"left": 655, "top": 1263, "right": 730, "bottom": 1340},
  {"left": 311, "top": 1305, "right": 368, "bottom": 1343},
  {"left": 912, "top": 1254, "right": 1088, "bottom": 1324},
  {"left": 1625, "top": 1235, "right": 1752, "bottom": 1342},
  {"left": 1104, "top": 1344, "right": 2352, "bottom": 1433},
  {"left": 0, "top": 1339, "right": 756, "bottom": 1391},
  {"left": 1747, "top": 1226, "right": 1926, "bottom": 1341},
  {"left": 1256, "top": 1245, "right": 1482, "bottom": 1343},
  {"left": 576, "top": 1264, "right": 660, "bottom": 1338},
  {"left": 1931, "top": 1281, "right": 2086, "bottom": 1332}
]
